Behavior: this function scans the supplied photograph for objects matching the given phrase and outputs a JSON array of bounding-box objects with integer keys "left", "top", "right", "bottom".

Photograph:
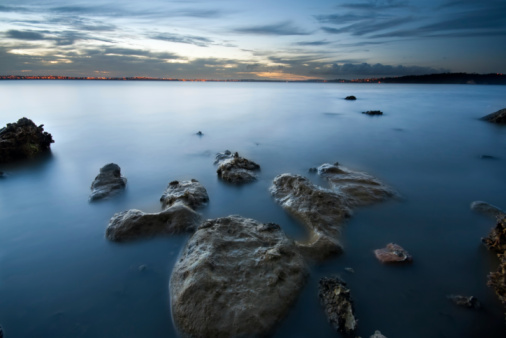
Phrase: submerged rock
[
  {"left": 345, "top": 95, "right": 357, "bottom": 100},
  {"left": 471, "top": 201, "right": 505, "bottom": 219},
  {"left": 318, "top": 277, "right": 358, "bottom": 334},
  {"left": 160, "top": 179, "right": 209, "bottom": 210},
  {"left": 481, "top": 108, "right": 506, "bottom": 124},
  {"left": 170, "top": 215, "right": 306, "bottom": 337},
  {"left": 447, "top": 294, "right": 481, "bottom": 309},
  {"left": 0, "top": 117, "right": 54, "bottom": 163},
  {"left": 89, "top": 163, "right": 127, "bottom": 201},
  {"left": 106, "top": 202, "right": 201, "bottom": 241},
  {"left": 270, "top": 163, "right": 395, "bottom": 260},
  {"left": 374, "top": 243, "right": 412, "bottom": 264},
  {"left": 362, "top": 110, "right": 383, "bottom": 116},
  {"left": 370, "top": 330, "right": 388, "bottom": 338},
  {"left": 214, "top": 150, "right": 260, "bottom": 184}
]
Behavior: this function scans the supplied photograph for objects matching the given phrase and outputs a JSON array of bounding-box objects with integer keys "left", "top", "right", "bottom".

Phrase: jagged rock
[
  {"left": 160, "top": 179, "right": 209, "bottom": 210},
  {"left": 0, "top": 117, "right": 54, "bottom": 163},
  {"left": 317, "top": 163, "right": 396, "bottom": 207},
  {"left": 471, "top": 201, "right": 505, "bottom": 219},
  {"left": 374, "top": 243, "right": 412, "bottom": 263},
  {"left": 481, "top": 108, "right": 506, "bottom": 124},
  {"left": 106, "top": 202, "right": 201, "bottom": 241},
  {"left": 214, "top": 150, "right": 260, "bottom": 184},
  {"left": 89, "top": 163, "right": 127, "bottom": 201},
  {"left": 447, "top": 294, "right": 481, "bottom": 309},
  {"left": 319, "top": 277, "right": 357, "bottom": 334},
  {"left": 170, "top": 215, "right": 306, "bottom": 337},
  {"left": 370, "top": 330, "right": 387, "bottom": 338},
  {"left": 345, "top": 96, "right": 357, "bottom": 100},
  {"left": 362, "top": 110, "right": 383, "bottom": 115},
  {"left": 270, "top": 163, "right": 395, "bottom": 260}
]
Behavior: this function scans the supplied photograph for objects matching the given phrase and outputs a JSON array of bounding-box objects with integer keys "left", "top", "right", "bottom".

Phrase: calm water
[{"left": 0, "top": 81, "right": 505, "bottom": 337}]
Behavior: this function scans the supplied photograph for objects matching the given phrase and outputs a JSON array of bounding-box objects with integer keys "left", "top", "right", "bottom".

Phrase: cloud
[
  {"left": 340, "top": 0, "right": 409, "bottom": 10},
  {"left": 233, "top": 21, "right": 311, "bottom": 36},
  {"left": 150, "top": 33, "right": 213, "bottom": 47},
  {"left": 294, "top": 40, "right": 331, "bottom": 46},
  {"left": 6, "top": 30, "right": 46, "bottom": 41}
]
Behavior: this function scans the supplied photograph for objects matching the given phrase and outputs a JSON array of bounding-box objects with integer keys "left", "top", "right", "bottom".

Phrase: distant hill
[{"left": 336, "top": 73, "right": 506, "bottom": 85}]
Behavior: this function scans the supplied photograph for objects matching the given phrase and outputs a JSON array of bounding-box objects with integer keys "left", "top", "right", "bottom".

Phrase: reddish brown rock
[{"left": 374, "top": 243, "right": 412, "bottom": 263}]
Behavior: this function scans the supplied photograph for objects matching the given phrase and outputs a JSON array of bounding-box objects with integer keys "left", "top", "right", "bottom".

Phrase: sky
[{"left": 0, "top": 0, "right": 505, "bottom": 80}]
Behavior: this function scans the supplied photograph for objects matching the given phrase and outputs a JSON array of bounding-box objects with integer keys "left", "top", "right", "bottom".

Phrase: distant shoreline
[{"left": 0, "top": 73, "right": 505, "bottom": 85}]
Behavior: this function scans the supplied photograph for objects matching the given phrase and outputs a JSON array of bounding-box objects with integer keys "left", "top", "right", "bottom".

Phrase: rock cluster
[
  {"left": 105, "top": 179, "right": 207, "bottom": 241},
  {"left": 215, "top": 150, "right": 260, "bottom": 184},
  {"left": 270, "top": 163, "right": 395, "bottom": 260},
  {"left": 89, "top": 163, "right": 127, "bottom": 201},
  {"left": 345, "top": 95, "right": 357, "bottom": 100},
  {"left": 481, "top": 108, "right": 506, "bottom": 124},
  {"left": 374, "top": 243, "right": 412, "bottom": 264},
  {"left": 318, "top": 277, "right": 357, "bottom": 334},
  {"left": 0, "top": 117, "right": 54, "bottom": 163},
  {"left": 170, "top": 215, "right": 306, "bottom": 337}
]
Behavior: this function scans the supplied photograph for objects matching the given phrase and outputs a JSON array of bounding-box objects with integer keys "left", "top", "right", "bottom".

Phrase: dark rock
[
  {"left": 214, "top": 150, "right": 260, "bottom": 184},
  {"left": 160, "top": 179, "right": 209, "bottom": 210},
  {"left": 0, "top": 171, "right": 4, "bottom": 177},
  {"left": 106, "top": 201, "right": 201, "bottom": 241},
  {"left": 345, "top": 96, "right": 357, "bottom": 100},
  {"left": 362, "top": 110, "right": 383, "bottom": 115},
  {"left": 270, "top": 163, "right": 395, "bottom": 260},
  {"left": 170, "top": 215, "right": 307, "bottom": 337},
  {"left": 308, "top": 167, "right": 317, "bottom": 173},
  {"left": 318, "top": 277, "right": 358, "bottom": 334},
  {"left": 0, "top": 117, "right": 54, "bottom": 163},
  {"left": 196, "top": 131, "right": 203, "bottom": 136},
  {"left": 374, "top": 243, "right": 412, "bottom": 263},
  {"left": 0, "top": 325, "right": 3, "bottom": 338},
  {"left": 447, "top": 294, "right": 481, "bottom": 309},
  {"left": 481, "top": 108, "right": 506, "bottom": 124},
  {"left": 471, "top": 201, "right": 505, "bottom": 219},
  {"left": 480, "top": 155, "right": 498, "bottom": 160},
  {"left": 89, "top": 163, "right": 127, "bottom": 201}
]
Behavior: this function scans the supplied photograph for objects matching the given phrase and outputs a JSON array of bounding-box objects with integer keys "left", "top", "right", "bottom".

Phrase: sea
[{"left": 0, "top": 81, "right": 505, "bottom": 337}]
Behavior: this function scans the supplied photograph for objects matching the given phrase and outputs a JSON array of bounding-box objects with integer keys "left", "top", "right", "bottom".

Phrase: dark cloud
[
  {"left": 321, "top": 17, "right": 412, "bottom": 36},
  {"left": 294, "top": 40, "right": 331, "bottom": 46},
  {"left": 314, "top": 13, "right": 368, "bottom": 25},
  {"left": 233, "top": 21, "right": 311, "bottom": 36},
  {"left": 150, "top": 33, "right": 213, "bottom": 47},
  {"left": 6, "top": 29, "right": 45, "bottom": 41},
  {"left": 340, "top": 0, "right": 409, "bottom": 10}
]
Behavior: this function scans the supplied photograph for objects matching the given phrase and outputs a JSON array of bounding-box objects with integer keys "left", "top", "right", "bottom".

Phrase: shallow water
[{"left": 0, "top": 81, "right": 505, "bottom": 337}]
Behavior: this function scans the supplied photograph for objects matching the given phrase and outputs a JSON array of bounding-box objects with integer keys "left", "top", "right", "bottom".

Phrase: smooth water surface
[{"left": 0, "top": 81, "right": 505, "bottom": 337}]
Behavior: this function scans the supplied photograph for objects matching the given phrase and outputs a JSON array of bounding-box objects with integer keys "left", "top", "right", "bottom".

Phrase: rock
[
  {"left": 214, "top": 150, "right": 260, "bottom": 184},
  {"left": 0, "top": 117, "right": 54, "bottom": 163},
  {"left": 196, "top": 131, "right": 203, "bottom": 136},
  {"left": 344, "top": 267, "right": 355, "bottom": 274},
  {"left": 362, "top": 110, "right": 383, "bottom": 115},
  {"left": 471, "top": 201, "right": 505, "bottom": 219},
  {"left": 481, "top": 108, "right": 506, "bottom": 124},
  {"left": 480, "top": 154, "right": 498, "bottom": 160},
  {"left": 170, "top": 215, "right": 306, "bottom": 337},
  {"left": 160, "top": 179, "right": 209, "bottom": 210},
  {"left": 308, "top": 167, "right": 317, "bottom": 173},
  {"left": 345, "top": 96, "right": 357, "bottom": 100},
  {"left": 370, "top": 330, "right": 387, "bottom": 338},
  {"left": 374, "top": 243, "right": 412, "bottom": 263},
  {"left": 270, "top": 163, "right": 395, "bottom": 260},
  {"left": 106, "top": 201, "right": 201, "bottom": 241},
  {"left": 317, "top": 163, "right": 396, "bottom": 207},
  {"left": 89, "top": 163, "right": 127, "bottom": 201},
  {"left": 447, "top": 294, "right": 481, "bottom": 309},
  {"left": 318, "top": 277, "right": 357, "bottom": 334},
  {"left": 0, "top": 171, "right": 4, "bottom": 178}
]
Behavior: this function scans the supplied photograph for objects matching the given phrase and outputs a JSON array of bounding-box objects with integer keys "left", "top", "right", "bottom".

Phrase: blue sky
[{"left": 0, "top": 0, "right": 505, "bottom": 80}]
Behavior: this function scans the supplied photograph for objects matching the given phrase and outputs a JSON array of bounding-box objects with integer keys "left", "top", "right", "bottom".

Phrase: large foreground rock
[
  {"left": 170, "top": 215, "right": 306, "bottom": 337},
  {"left": 319, "top": 277, "right": 357, "bottom": 334},
  {"left": 270, "top": 163, "right": 395, "bottom": 260},
  {"left": 90, "top": 163, "right": 127, "bottom": 201},
  {"left": 481, "top": 108, "right": 506, "bottom": 124},
  {"left": 0, "top": 117, "right": 54, "bottom": 163},
  {"left": 374, "top": 243, "right": 412, "bottom": 264},
  {"left": 160, "top": 179, "right": 209, "bottom": 210},
  {"left": 214, "top": 150, "right": 260, "bottom": 184},
  {"left": 106, "top": 202, "right": 201, "bottom": 241}
]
